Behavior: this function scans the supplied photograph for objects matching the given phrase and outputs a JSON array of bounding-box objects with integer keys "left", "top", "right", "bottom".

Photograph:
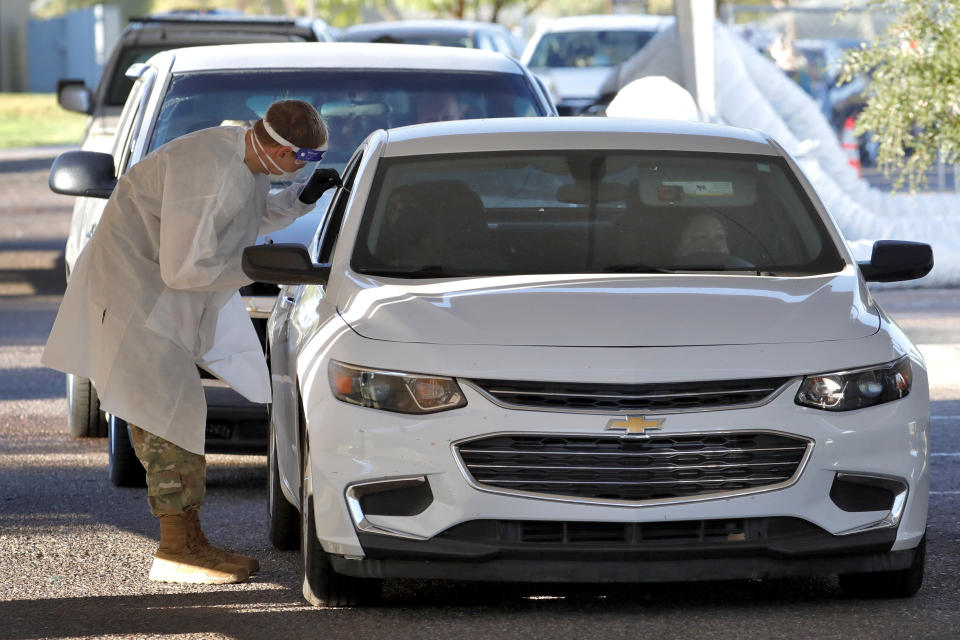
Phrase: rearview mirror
[
  {"left": 56, "top": 79, "right": 92, "bottom": 115},
  {"left": 242, "top": 243, "right": 331, "bottom": 285},
  {"left": 858, "top": 240, "right": 933, "bottom": 282},
  {"left": 49, "top": 150, "right": 117, "bottom": 198},
  {"left": 320, "top": 100, "right": 389, "bottom": 117}
]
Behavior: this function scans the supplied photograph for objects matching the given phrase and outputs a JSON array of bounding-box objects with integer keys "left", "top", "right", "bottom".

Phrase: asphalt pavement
[{"left": 0, "top": 146, "right": 958, "bottom": 640}]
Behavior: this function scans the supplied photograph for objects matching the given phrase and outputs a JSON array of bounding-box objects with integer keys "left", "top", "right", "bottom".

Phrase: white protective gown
[{"left": 42, "top": 126, "right": 312, "bottom": 454}]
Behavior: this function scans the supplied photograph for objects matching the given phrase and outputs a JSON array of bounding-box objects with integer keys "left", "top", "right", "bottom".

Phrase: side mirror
[
  {"left": 57, "top": 79, "right": 93, "bottom": 115},
  {"left": 242, "top": 243, "right": 331, "bottom": 285},
  {"left": 49, "top": 150, "right": 117, "bottom": 198},
  {"left": 858, "top": 240, "right": 933, "bottom": 282}
]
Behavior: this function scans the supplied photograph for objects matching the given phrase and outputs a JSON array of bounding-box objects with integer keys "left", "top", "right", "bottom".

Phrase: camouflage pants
[{"left": 129, "top": 425, "right": 206, "bottom": 517}]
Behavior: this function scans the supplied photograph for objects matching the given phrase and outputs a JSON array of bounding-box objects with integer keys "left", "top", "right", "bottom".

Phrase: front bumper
[
  {"left": 333, "top": 518, "right": 917, "bottom": 582},
  {"left": 305, "top": 371, "right": 929, "bottom": 566}
]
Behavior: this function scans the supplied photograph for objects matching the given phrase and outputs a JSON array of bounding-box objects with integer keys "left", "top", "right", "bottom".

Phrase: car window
[
  {"left": 146, "top": 69, "right": 546, "bottom": 167},
  {"left": 103, "top": 45, "right": 171, "bottom": 107},
  {"left": 351, "top": 151, "right": 845, "bottom": 278},
  {"left": 528, "top": 30, "right": 657, "bottom": 68},
  {"left": 110, "top": 75, "right": 147, "bottom": 168},
  {"left": 317, "top": 150, "right": 364, "bottom": 263},
  {"left": 116, "top": 66, "right": 157, "bottom": 174}
]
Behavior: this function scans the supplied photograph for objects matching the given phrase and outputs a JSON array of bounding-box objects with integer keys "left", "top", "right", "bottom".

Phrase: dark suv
[{"left": 57, "top": 12, "right": 333, "bottom": 154}]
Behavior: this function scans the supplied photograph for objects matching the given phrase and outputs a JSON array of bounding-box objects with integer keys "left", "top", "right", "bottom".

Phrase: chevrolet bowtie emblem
[{"left": 605, "top": 415, "right": 665, "bottom": 435}]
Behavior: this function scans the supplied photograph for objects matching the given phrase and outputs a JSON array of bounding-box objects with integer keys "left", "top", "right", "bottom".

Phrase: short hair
[{"left": 253, "top": 99, "right": 327, "bottom": 150}]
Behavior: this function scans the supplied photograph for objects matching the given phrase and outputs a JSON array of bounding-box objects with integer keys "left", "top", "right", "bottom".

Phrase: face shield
[{"left": 262, "top": 119, "right": 327, "bottom": 163}]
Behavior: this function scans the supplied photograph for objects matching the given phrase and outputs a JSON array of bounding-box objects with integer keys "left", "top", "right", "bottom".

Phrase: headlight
[
  {"left": 795, "top": 356, "right": 912, "bottom": 411},
  {"left": 328, "top": 361, "right": 466, "bottom": 414}
]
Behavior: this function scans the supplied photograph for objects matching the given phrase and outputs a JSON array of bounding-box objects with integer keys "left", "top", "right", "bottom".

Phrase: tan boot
[
  {"left": 149, "top": 514, "right": 249, "bottom": 584},
  {"left": 184, "top": 508, "right": 260, "bottom": 575}
]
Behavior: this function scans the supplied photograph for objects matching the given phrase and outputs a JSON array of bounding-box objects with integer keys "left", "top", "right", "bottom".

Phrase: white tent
[{"left": 610, "top": 22, "right": 960, "bottom": 287}]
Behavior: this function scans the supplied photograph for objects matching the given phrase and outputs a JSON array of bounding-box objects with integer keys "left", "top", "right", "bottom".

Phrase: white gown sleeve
[
  {"left": 259, "top": 180, "right": 314, "bottom": 235},
  {"left": 157, "top": 150, "right": 253, "bottom": 292}
]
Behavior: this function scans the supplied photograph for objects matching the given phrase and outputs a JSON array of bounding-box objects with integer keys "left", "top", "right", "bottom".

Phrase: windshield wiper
[
  {"left": 601, "top": 263, "right": 672, "bottom": 274},
  {"left": 665, "top": 264, "right": 729, "bottom": 271},
  {"left": 662, "top": 265, "right": 775, "bottom": 275}
]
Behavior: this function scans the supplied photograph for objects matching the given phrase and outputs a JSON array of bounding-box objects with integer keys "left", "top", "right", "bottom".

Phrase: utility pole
[{"left": 674, "top": 0, "right": 716, "bottom": 120}]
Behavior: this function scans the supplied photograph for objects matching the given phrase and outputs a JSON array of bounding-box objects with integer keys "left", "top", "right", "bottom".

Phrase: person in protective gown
[{"left": 43, "top": 99, "right": 335, "bottom": 585}]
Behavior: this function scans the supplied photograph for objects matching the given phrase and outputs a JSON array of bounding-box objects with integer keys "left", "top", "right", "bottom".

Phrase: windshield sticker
[{"left": 660, "top": 181, "right": 734, "bottom": 198}]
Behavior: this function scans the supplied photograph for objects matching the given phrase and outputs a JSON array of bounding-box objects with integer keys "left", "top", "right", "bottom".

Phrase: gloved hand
[{"left": 298, "top": 168, "right": 342, "bottom": 204}]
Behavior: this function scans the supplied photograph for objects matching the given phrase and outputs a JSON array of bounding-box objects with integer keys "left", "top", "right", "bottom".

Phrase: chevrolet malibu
[{"left": 243, "top": 117, "right": 933, "bottom": 606}]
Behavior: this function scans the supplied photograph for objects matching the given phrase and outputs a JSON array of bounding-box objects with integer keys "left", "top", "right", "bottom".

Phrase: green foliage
[
  {"left": 0, "top": 94, "right": 87, "bottom": 149},
  {"left": 841, "top": 0, "right": 960, "bottom": 191}
]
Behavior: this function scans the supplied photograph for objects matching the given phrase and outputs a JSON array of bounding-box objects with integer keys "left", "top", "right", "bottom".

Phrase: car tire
[
  {"left": 268, "top": 409, "right": 300, "bottom": 550},
  {"left": 300, "top": 437, "right": 381, "bottom": 607},
  {"left": 108, "top": 414, "right": 146, "bottom": 488},
  {"left": 839, "top": 534, "right": 925, "bottom": 599},
  {"left": 67, "top": 373, "right": 108, "bottom": 438}
]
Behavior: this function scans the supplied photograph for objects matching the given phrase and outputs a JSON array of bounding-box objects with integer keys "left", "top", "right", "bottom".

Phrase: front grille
[
  {"left": 468, "top": 376, "right": 793, "bottom": 413},
  {"left": 456, "top": 432, "right": 809, "bottom": 502},
  {"left": 438, "top": 517, "right": 820, "bottom": 547}
]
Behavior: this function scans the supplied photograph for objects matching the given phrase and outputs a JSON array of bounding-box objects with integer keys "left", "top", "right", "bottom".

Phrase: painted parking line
[
  {"left": 930, "top": 491, "right": 960, "bottom": 495},
  {"left": 932, "top": 416, "right": 960, "bottom": 421},
  {"left": 931, "top": 453, "right": 960, "bottom": 457}
]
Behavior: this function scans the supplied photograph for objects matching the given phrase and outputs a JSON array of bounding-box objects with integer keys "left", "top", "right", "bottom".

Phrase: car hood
[
  {"left": 337, "top": 271, "right": 880, "bottom": 347},
  {"left": 533, "top": 67, "right": 615, "bottom": 100}
]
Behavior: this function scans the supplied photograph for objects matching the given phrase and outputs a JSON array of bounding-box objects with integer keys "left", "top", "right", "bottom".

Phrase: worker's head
[{"left": 251, "top": 100, "right": 328, "bottom": 176}]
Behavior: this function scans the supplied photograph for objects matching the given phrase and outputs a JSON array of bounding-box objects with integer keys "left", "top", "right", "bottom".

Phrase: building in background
[
  {"left": 0, "top": 0, "right": 31, "bottom": 91},
  {"left": 27, "top": 4, "right": 121, "bottom": 93}
]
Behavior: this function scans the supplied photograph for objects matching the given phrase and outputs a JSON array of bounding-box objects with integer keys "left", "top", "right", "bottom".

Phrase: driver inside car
[{"left": 673, "top": 210, "right": 730, "bottom": 262}]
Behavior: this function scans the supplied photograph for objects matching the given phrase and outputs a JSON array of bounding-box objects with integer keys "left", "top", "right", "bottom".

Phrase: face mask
[{"left": 251, "top": 128, "right": 305, "bottom": 181}]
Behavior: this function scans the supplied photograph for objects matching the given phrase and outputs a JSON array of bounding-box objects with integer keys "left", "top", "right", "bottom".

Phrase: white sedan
[{"left": 245, "top": 117, "right": 932, "bottom": 607}]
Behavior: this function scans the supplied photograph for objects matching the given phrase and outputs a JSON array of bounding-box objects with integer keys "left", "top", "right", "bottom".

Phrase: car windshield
[
  {"left": 351, "top": 151, "right": 845, "bottom": 278},
  {"left": 528, "top": 30, "right": 657, "bottom": 68},
  {"left": 146, "top": 69, "right": 545, "bottom": 166}
]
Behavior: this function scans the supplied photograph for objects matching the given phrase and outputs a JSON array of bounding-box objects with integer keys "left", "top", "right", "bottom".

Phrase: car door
[{"left": 270, "top": 147, "right": 366, "bottom": 498}]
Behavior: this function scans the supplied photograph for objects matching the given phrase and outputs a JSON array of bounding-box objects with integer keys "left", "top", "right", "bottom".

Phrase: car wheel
[
  {"left": 268, "top": 407, "right": 300, "bottom": 550},
  {"left": 839, "top": 534, "right": 925, "bottom": 599},
  {"left": 67, "top": 373, "right": 108, "bottom": 438},
  {"left": 108, "top": 414, "right": 146, "bottom": 488},
  {"left": 300, "top": 437, "right": 382, "bottom": 607}
]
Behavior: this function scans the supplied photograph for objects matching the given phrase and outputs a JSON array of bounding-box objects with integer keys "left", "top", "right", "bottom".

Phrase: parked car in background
[
  {"left": 338, "top": 19, "right": 523, "bottom": 58},
  {"left": 55, "top": 12, "right": 334, "bottom": 153},
  {"left": 246, "top": 116, "right": 932, "bottom": 606},
  {"left": 523, "top": 14, "right": 672, "bottom": 115},
  {"left": 758, "top": 32, "right": 875, "bottom": 167},
  {"left": 48, "top": 42, "right": 556, "bottom": 486}
]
